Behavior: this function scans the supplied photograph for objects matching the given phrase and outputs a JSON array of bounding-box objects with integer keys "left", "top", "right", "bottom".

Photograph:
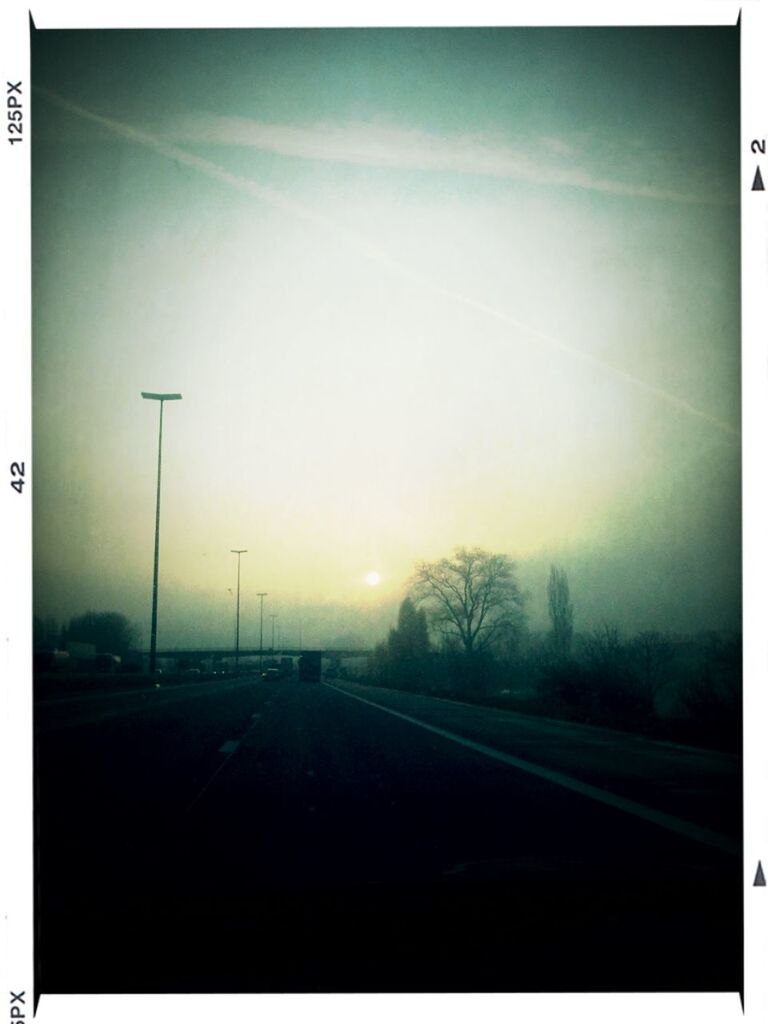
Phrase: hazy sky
[{"left": 32, "top": 26, "right": 740, "bottom": 648}]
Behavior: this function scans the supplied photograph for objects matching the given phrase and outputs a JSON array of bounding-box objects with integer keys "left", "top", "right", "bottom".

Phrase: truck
[{"left": 298, "top": 650, "right": 322, "bottom": 683}]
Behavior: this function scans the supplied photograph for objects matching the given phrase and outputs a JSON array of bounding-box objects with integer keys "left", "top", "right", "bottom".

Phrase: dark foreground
[{"left": 35, "top": 675, "right": 741, "bottom": 994}]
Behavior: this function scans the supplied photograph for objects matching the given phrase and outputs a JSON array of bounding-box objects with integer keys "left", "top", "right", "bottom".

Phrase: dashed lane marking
[
  {"left": 185, "top": 732, "right": 252, "bottom": 815},
  {"left": 324, "top": 683, "right": 739, "bottom": 859}
]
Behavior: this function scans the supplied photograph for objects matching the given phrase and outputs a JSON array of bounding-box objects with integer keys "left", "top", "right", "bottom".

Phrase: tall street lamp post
[
  {"left": 231, "top": 549, "right": 247, "bottom": 673},
  {"left": 257, "top": 593, "right": 267, "bottom": 673},
  {"left": 141, "top": 391, "right": 182, "bottom": 676}
]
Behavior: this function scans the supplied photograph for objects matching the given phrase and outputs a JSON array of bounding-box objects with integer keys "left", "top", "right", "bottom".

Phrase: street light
[
  {"left": 257, "top": 593, "right": 267, "bottom": 673},
  {"left": 231, "top": 549, "right": 247, "bottom": 673},
  {"left": 141, "top": 391, "right": 182, "bottom": 676}
]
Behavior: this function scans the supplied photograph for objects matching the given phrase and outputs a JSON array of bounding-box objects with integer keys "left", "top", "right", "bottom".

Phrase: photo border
[{"left": 3, "top": 3, "right": 764, "bottom": 1022}]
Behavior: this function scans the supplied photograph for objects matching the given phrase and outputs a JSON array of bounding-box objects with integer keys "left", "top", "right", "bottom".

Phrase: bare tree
[
  {"left": 547, "top": 565, "right": 573, "bottom": 658},
  {"left": 410, "top": 547, "right": 523, "bottom": 657},
  {"left": 584, "top": 621, "right": 623, "bottom": 668}
]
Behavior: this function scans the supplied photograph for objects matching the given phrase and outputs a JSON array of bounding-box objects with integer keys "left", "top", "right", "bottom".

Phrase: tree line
[
  {"left": 369, "top": 546, "right": 740, "bottom": 752},
  {"left": 34, "top": 611, "right": 140, "bottom": 658}
]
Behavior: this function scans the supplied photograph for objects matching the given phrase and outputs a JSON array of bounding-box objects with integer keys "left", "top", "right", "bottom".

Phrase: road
[{"left": 35, "top": 675, "right": 741, "bottom": 994}]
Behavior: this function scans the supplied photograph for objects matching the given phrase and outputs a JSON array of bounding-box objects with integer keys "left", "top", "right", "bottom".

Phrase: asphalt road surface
[{"left": 35, "top": 675, "right": 741, "bottom": 994}]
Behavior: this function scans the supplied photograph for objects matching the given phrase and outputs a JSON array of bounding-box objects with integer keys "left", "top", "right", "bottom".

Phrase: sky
[{"left": 31, "top": 26, "right": 741, "bottom": 649}]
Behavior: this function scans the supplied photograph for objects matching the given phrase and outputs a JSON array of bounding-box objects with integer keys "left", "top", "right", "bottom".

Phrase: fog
[{"left": 32, "top": 26, "right": 740, "bottom": 651}]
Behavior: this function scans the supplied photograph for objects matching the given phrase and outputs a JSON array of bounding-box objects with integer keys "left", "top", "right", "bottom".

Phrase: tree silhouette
[
  {"left": 387, "top": 597, "right": 429, "bottom": 662},
  {"left": 67, "top": 611, "right": 140, "bottom": 656},
  {"left": 33, "top": 615, "right": 61, "bottom": 651},
  {"left": 630, "top": 630, "right": 674, "bottom": 703},
  {"left": 547, "top": 565, "right": 574, "bottom": 658},
  {"left": 372, "top": 597, "right": 432, "bottom": 690},
  {"left": 410, "top": 547, "right": 523, "bottom": 657}
]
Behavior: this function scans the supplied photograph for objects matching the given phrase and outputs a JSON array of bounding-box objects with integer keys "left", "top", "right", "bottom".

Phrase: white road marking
[
  {"left": 324, "top": 683, "right": 739, "bottom": 859},
  {"left": 420, "top": 690, "right": 739, "bottom": 761},
  {"left": 185, "top": 730, "right": 253, "bottom": 815}
]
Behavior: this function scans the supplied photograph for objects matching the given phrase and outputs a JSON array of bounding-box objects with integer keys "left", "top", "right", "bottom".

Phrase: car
[
  {"left": 261, "top": 667, "right": 280, "bottom": 681},
  {"left": 94, "top": 653, "right": 121, "bottom": 673}
]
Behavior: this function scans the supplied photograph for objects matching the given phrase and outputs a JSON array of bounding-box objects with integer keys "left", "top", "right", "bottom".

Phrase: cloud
[{"left": 168, "top": 113, "right": 726, "bottom": 206}]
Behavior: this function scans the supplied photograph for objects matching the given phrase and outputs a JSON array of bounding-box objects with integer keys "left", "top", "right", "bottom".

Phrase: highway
[{"left": 35, "top": 674, "right": 741, "bottom": 994}]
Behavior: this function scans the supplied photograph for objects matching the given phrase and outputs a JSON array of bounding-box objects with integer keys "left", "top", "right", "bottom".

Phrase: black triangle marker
[
  {"left": 752, "top": 167, "right": 765, "bottom": 191},
  {"left": 754, "top": 860, "right": 766, "bottom": 886}
]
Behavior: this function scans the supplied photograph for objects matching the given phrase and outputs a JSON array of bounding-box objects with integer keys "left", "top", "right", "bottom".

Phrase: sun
[{"left": 365, "top": 571, "right": 382, "bottom": 587}]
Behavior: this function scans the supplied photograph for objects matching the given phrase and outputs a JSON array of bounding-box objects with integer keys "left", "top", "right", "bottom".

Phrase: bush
[
  {"left": 537, "top": 658, "right": 591, "bottom": 708},
  {"left": 674, "top": 668, "right": 741, "bottom": 752}
]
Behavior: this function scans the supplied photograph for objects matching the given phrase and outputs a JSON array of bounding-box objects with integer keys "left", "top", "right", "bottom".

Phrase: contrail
[
  {"left": 170, "top": 113, "right": 730, "bottom": 207},
  {"left": 35, "top": 87, "right": 739, "bottom": 441}
]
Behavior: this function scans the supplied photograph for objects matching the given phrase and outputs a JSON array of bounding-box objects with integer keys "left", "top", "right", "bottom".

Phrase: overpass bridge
[{"left": 148, "top": 648, "right": 373, "bottom": 660}]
